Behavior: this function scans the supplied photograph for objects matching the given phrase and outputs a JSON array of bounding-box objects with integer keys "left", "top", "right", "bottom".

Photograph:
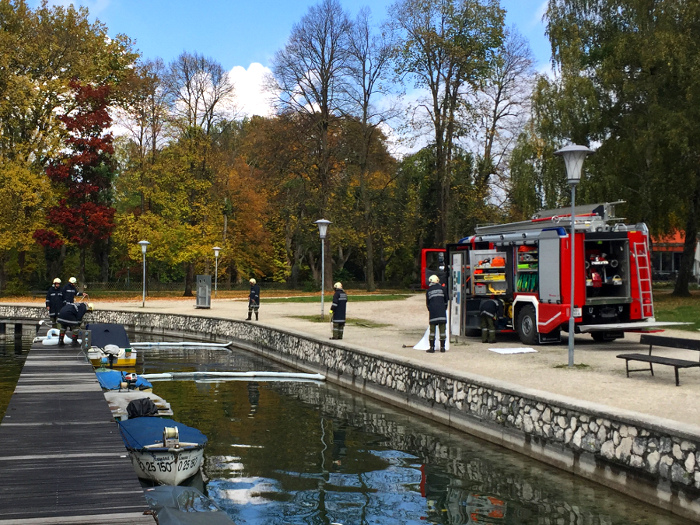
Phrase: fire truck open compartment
[{"left": 583, "top": 234, "right": 631, "bottom": 303}]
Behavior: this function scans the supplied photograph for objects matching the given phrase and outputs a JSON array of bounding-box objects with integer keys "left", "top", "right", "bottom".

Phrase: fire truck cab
[{"left": 443, "top": 202, "right": 656, "bottom": 344}]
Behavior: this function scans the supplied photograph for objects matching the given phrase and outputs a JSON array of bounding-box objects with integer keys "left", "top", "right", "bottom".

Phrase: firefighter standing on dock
[
  {"left": 426, "top": 274, "right": 448, "bottom": 353},
  {"left": 62, "top": 277, "right": 83, "bottom": 304},
  {"left": 45, "top": 278, "right": 63, "bottom": 328}
]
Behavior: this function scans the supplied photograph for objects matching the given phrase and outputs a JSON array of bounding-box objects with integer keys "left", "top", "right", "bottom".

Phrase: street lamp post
[
  {"left": 213, "top": 246, "right": 221, "bottom": 298},
  {"left": 138, "top": 240, "right": 150, "bottom": 308},
  {"left": 314, "top": 219, "right": 331, "bottom": 319},
  {"left": 554, "top": 144, "right": 593, "bottom": 367}
]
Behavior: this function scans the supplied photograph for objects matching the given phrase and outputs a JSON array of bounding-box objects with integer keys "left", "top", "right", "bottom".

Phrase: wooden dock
[{"left": 0, "top": 329, "right": 154, "bottom": 524}]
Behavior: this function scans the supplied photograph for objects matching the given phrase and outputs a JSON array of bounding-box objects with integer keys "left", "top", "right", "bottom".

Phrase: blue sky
[
  {"left": 38, "top": 0, "right": 550, "bottom": 118},
  {"left": 41, "top": 0, "right": 551, "bottom": 70}
]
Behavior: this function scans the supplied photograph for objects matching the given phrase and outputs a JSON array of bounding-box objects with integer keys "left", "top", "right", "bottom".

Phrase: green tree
[
  {"left": 390, "top": 0, "right": 504, "bottom": 245},
  {"left": 544, "top": 0, "right": 700, "bottom": 295}
]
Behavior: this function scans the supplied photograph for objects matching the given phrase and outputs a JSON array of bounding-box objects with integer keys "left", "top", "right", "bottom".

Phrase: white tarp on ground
[
  {"left": 413, "top": 312, "right": 450, "bottom": 351},
  {"left": 488, "top": 347, "right": 537, "bottom": 355}
]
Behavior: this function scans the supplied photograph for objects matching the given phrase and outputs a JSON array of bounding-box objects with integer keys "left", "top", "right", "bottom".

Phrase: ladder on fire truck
[{"left": 633, "top": 242, "right": 654, "bottom": 318}]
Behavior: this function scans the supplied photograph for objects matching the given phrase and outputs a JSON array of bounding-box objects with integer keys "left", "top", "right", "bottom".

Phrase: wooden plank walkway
[{"left": 0, "top": 329, "right": 154, "bottom": 524}]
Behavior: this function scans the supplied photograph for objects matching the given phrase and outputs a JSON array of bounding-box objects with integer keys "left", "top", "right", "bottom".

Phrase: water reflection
[
  {"left": 137, "top": 341, "right": 687, "bottom": 525},
  {"left": 0, "top": 329, "right": 32, "bottom": 420},
  {"left": 0, "top": 329, "right": 687, "bottom": 525}
]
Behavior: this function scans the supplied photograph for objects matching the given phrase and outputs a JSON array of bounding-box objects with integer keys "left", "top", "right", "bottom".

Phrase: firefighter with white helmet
[
  {"left": 247, "top": 278, "right": 260, "bottom": 320},
  {"left": 45, "top": 278, "right": 64, "bottom": 327},
  {"left": 329, "top": 282, "right": 347, "bottom": 340},
  {"left": 426, "top": 274, "right": 448, "bottom": 353},
  {"left": 62, "top": 276, "right": 83, "bottom": 304}
]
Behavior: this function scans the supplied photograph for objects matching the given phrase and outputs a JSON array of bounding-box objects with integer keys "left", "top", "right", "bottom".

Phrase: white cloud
[
  {"left": 533, "top": 1, "right": 548, "bottom": 28},
  {"left": 228, "top": 63, "right": 275, "bottom": 119}
]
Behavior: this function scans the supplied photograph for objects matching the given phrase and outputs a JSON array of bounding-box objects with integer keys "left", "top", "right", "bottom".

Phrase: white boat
[
  {"left": 87, "top": 344, "right": 137, "bottom": 368},
  {"left": 104, "top": 391, "right": 173, "bottom": 420},
  {"left": 118, "top": 417, "right": 207, "bottom": 486},
  {"left": 84, "top": 323, "right": 137, "bottom": 368}
]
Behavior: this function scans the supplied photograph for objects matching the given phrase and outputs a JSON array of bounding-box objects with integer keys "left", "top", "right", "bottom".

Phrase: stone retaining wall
[{"left": 3, "top": 305, "right": 699, "bottom": 522}]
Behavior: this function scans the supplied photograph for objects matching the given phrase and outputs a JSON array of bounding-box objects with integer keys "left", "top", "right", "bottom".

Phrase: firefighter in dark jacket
[
  {"left": 479, "top": 295, "right": 503, "bottom": 343},
  {"left": 426, "top": 274, "right": 448, "bottom": 353},
  {"left": 62, "top": 276, "right": 83, "bottom": 304},
  {"left": 57, "top": 302, "right": 93, "bottom": 346},
  {"left": 247, "top": 278, "right": 260, "bottom": 320},
  {"left": 329, "top": 282, "right": 347, "bottom": 340},
  {"left": 46, "top": 278, "right": 64, "bottom": 328}
]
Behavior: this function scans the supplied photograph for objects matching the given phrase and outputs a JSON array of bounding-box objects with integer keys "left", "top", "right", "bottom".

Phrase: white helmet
[
  {"left": 428, "top": 274, "right": 440, "bottom": 284},
  {"left": 249, "top": 278, "right": 256, "bottom": 284},
  {"left": 334, "top": 282, "right": 342, "bottom": 289},
  {"left": 69, "top": 277, "right": 77, "bottom": 284},
  {"left": 53, "top": 278, "right": 61, "bottom": 284}
]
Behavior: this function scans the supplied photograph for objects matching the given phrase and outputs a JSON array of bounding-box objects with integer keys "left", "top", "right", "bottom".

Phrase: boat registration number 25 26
[{"left": 136, "top": 455, "right": 199, "bottom": 474}]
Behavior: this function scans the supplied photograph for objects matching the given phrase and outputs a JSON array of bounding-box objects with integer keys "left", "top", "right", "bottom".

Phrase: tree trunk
[
  {"left": 673, "top": 186, "right": 700, "bottom": 296},
  {"left": 366, "top": 232, "right": 375, "bottom": 291},
  {"left": 183, "top": 262, "right": 194, "bottom": 296}
]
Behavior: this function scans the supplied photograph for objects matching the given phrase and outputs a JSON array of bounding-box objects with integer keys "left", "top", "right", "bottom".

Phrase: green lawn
[
  {"left": 264, "top": 293, "right": 411, "bottom": 303},
  {"left": 288, "top": 315, "right": 390, "bottom": 328},
  {"left": 652, "top": 291, "right": 700, "bottom": 331}
]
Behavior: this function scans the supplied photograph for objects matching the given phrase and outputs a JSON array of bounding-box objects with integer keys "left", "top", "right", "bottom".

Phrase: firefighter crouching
[
  {"left": 57, "top": 302, "right": 93, "bottom": 346},
  {"left": 426, "top": 274, "right": 448, "bottom": 353},
  {"left": 479, "top": 295, "right": 504, "bottom": 344}
]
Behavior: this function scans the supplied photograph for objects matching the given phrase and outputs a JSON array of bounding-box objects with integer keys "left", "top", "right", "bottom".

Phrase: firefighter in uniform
[
  {"left": 62, "top": 276, "right": 83, "bottom": 304},
  {"left": 479, "top": 295, "right": 503, "bottom": 344},
  {"left": 426, "top": 274, "right": 448, "bottom": 353},
  {"left": 46, "top": 278, "right": 64, "bottom": 328},
  {"left": 247, "top": 278, "right": 260, "bottom": 320},
  {"left": 329, "top": 282, "right": 347, "bottom": 340},
  {"left": 57, "top": 302, "right": 93, "bottom": 346}
]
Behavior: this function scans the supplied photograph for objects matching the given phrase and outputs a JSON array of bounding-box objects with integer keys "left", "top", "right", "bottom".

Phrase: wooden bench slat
[
  {"left": 616, "top": 354, "right": 700, "bottom": 368},
  {"left": 639, "top": 334, "right": 700, "bottom": 351}
]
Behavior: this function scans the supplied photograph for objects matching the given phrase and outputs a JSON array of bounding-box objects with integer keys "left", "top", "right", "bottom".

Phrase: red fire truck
[{"left": 429, "top": 202, "right": 667, "bottom": 344}]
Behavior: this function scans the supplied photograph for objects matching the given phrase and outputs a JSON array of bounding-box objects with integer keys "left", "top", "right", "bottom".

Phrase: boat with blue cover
[
  {"left": 118, "top": 417, "right": 207, "bottom": 485},
  {"left": 95, "top": 369, "right": 153, "bottom": 391}
]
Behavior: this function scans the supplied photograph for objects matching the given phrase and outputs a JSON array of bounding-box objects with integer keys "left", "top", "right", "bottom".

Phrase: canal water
[{"left": 0, "top": 333, "right": 691, "bottom": 524}]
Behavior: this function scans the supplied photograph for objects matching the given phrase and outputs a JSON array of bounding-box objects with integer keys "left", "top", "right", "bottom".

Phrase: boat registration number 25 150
[{"left": 136, "top": 454, "right": 200, "bottom": 474}]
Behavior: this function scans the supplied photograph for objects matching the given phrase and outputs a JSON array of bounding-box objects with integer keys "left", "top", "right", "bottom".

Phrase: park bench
[{"left": 617, "top": 334, "right": 700, "bottom": 386}]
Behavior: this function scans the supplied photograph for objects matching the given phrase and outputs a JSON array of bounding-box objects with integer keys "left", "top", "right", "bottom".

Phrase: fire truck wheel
[{"left": 516, "top": 305, "right": 538, "bottom": 345}]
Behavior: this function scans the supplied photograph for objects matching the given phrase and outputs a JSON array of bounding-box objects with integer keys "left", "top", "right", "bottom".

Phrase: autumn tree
[
  {"left": 390, "top": 0, "right": 504, "bottom": 245},
  {"left": 35, "top": 81, "right": 117, "bottom": 283},
  {"left": 115, "top": 59, "right": 169, "bottom": 214},
  {"left": 165, "top": 52, "right": 236, "bottom": 136},
  {"left": 0, "top": 0, "right": 136, "bottom": 288},
  {"left": 345, "top": 7, "right": 397, "bottom": 290},
  {"left": 163, "top": 52, "right": 236, "bottom": 295},
  {"left": 270, "top": 0, "right": 352, "bottom": 290}
]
